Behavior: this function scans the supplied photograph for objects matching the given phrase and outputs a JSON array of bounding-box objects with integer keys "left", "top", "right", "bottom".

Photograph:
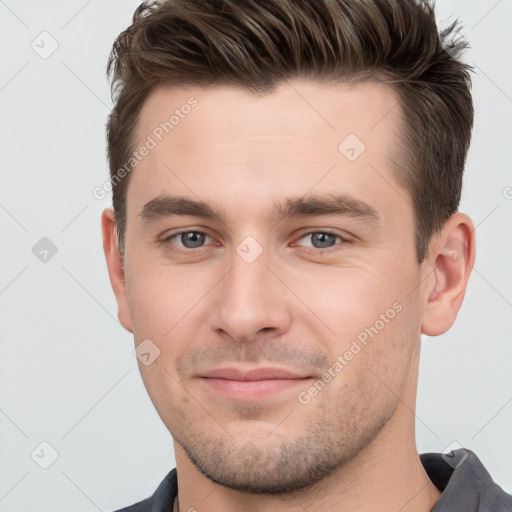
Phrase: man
[{"left": 101, "top": 0, "right": 511, "bottom": 511}]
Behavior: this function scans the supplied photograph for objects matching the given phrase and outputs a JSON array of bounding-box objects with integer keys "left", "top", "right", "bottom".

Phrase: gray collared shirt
[{"left": 112, "top": 449, "right": 512, "bottom": 511}]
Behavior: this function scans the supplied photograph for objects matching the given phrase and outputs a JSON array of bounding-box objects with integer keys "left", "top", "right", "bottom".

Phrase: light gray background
[{"left": 1, "top": 0, "right": 511, "bottom": 511}]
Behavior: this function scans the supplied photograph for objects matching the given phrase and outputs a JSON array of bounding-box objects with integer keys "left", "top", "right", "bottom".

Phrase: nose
[{"left": 207, "top": 242, "right": 293, "bottom": 344}]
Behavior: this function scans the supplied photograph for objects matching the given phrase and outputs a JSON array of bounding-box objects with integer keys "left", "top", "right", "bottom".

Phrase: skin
[{"left": 102, "top": 79, "right": 475, "bottom": 512}]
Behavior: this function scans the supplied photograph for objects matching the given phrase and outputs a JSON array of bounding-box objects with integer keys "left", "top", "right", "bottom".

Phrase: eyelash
[{"left": 161, "top": 229, "right": 350, "bottom": 255}]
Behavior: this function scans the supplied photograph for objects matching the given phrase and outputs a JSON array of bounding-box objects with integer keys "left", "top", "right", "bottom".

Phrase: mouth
[{"left": 199, "top": 367, "right": 312, "bottom": 401}]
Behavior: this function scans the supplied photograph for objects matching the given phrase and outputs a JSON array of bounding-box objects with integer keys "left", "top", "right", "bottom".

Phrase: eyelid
[
  {"left": 161, "top": 225, "right": 212, "bottom": 238},
  {"left": 295, "top": 228, "right": 348, "bottom": 240}
]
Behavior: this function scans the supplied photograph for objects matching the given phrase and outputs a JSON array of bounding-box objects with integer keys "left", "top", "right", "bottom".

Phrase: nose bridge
[
  {"left": 208, "top": 238, "right": 292, "bottom": 341},
  {"left": 231, "top": 240, "right": 271, "bottom": 299}
]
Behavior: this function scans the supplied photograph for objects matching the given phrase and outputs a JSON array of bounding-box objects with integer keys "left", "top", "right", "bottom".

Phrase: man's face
[{"left": 117, "top": 80, "right": 430, "bottom": 492}]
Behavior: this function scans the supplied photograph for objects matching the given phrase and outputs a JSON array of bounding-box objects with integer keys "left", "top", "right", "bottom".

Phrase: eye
[
  {"left": 295, "top": 231, "right": 348, "bottom": 252},
  {"left": 161, "top": 229, "right": 350, "bottom": 254},
  {"left": 163, "top": 230, "right": 214, "bottom": 250}
]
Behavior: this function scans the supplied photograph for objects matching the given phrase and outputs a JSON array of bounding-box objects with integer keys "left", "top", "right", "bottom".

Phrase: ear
[
  {"left": 101, "top": 208, "right": 133, "bottom": 333},
  {"left": 421, "top": 212, "right": 476, "bottom": 336}
]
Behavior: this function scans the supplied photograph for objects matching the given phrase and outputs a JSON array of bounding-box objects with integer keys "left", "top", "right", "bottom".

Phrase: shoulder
[
  {"left": 421, "top": 449, "right": 512, "bottom": 512},
  {"left": 110, "top": 468, "right": 177, "bottom": 512}
]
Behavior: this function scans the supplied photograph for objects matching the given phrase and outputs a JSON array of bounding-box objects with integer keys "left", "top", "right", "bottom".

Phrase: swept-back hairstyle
[{"left": 106, "top": 0, "right": 473, "bottom": 262}]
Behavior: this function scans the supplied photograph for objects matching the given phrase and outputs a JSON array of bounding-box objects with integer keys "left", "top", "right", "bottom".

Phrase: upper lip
[{"left": 200, "top": 367, "right": 310, "bottom": 381}]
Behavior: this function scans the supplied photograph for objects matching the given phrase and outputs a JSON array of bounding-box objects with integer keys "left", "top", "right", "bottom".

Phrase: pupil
[
  {"left": 313, "top": 233, "right": 335, "bottom": 248},
  {"left": 183, "top": 232, "right": 205, "bottom": 248}
]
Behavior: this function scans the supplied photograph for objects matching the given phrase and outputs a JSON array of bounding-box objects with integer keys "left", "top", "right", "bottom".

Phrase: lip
[
  {"left": 200, "top": 367, "right": 312, "bottom": 401},
  {"left": 201, "top": 367, "right": 309, "bottom": 380}
]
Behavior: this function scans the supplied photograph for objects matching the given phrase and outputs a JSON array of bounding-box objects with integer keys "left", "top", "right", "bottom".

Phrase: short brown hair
[{"left": 106, "top": 0, "right": 474, "bottom": 263}]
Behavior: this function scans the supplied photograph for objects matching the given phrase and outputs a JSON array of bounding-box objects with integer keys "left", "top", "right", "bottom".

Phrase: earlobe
[
  {"left": 421, "top": 213, "right": 476, "bottom": 336},
  {"left": 101, "top": 208, "right": 133, "bottom": 333}
]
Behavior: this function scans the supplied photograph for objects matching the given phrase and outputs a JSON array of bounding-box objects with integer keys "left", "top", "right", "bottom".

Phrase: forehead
[
  {"left": 135, "top": 79, "right": 401, "bottom": 150},
  {"left": 128, "top": 79, "right": 409, "bottom": 226}
]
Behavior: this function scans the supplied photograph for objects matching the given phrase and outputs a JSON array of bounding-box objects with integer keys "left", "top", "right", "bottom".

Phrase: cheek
[
  {"left": 290, "top": 265, "right": 404, "bottom": 343},
  {"left": 294, "top": 266, "right": 417, "bottom": 391},
  {"left": 323, "top": 307, "right": 416, "bottom": 421},
  {"left": 125, "top": 259, "right": 212, "bottom": 339}
]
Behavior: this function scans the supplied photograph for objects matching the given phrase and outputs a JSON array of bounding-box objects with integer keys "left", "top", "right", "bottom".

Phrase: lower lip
[{"left": 201, "top": 377, "right": 311, "bottom": 400}]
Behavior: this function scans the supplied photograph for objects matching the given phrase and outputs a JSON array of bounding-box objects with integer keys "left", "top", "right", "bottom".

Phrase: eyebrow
[{"left": 140, "top": 193, "right": 380, "bottom": 226}]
